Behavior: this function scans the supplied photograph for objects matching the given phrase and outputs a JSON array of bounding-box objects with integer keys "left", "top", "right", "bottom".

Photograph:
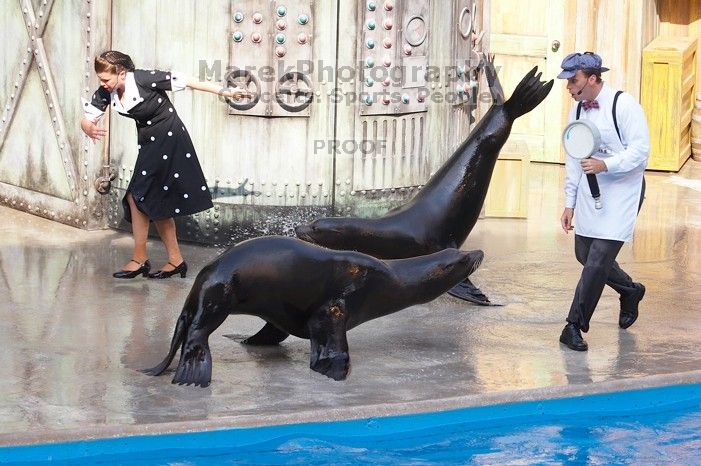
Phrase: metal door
[{"left": 0, "top": 0, "right": 110, "bottom": 229}]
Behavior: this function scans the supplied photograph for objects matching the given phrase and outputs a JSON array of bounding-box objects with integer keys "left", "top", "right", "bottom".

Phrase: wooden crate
[
  {"left": 484, "top": 148, "right": 529, "bottom": 219},
  {"left": 641, "top": 36, "right": 697, "bottom": 171}
]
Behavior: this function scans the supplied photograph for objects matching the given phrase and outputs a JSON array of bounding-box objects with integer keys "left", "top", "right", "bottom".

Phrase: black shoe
[
  {"left": 619, "top": 282, "right": 645, "bottom": 329},
  {"left": 113, "top": 259, "right": 151, "bottom": 279},
  {"left": 148, "top": 261, "right": 187, "bottom": 279},
  {"left": 559, "top": 323, "right": 588, "bottom": 351}
]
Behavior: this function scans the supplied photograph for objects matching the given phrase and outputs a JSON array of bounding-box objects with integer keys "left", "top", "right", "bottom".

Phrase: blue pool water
[{"left": 2, "top": 383, "right": 700, "bottom": 465}]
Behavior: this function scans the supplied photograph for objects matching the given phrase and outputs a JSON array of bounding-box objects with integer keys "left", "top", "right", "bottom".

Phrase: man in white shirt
[{"left": 557, "top": 52, "right": 650, "bottom": 351}]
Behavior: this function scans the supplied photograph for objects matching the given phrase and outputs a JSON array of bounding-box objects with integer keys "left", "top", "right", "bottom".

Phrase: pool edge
[{"left": 2, "top": 369, "right": 700, "bottom": 448}]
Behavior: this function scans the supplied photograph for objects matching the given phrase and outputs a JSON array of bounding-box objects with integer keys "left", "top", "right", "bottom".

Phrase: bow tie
[{"left": 582, "top": 100, "right": 599, "bottom": 111}]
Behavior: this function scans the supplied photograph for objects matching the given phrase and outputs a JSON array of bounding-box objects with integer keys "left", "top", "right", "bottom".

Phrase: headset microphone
[{"left": 576, "top": 82, "right": 587, "bottom": 96}]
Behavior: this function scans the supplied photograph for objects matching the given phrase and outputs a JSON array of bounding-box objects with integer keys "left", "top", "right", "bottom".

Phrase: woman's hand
[
  {"left": 222, "top": 87, "right": 252, "bottom": 101},
  {"left": 184, "top": 78, "right": 252, "bottom": 101},
  {"left": 80, "top": 117, "right": 107, "bottom": 143}
]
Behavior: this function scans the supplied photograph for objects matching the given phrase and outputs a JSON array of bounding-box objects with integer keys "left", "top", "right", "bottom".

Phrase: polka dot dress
[{"left": 89, "top": 69, "right": 213, "bottom": 223}]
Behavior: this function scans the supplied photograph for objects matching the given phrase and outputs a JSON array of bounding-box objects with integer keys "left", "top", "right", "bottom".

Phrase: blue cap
[{"left": 557, "top": 52, "right": 609, "bottom": 79}]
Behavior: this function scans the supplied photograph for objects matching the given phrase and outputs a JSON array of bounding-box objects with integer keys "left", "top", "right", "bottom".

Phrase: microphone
[{"left": 576, "top": 82, "right": 587, "bottom": 96}]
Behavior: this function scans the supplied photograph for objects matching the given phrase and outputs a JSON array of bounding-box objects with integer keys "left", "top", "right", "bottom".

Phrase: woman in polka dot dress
[{"left": 80, "top": 51, "right": 247, "bottom": 279}]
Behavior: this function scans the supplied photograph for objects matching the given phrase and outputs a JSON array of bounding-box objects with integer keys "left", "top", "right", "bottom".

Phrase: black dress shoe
[
  {"left": 559, "top": 323, "right": 588, "bottom": 351},
  {"left": 619, "top": 282, "right": 645, "bottom": 329},
  {"left": 148, "top": 261, "right": 187, "bottom": 279},
  {"left": 113, "top": 259, "right": 151, "bottom": 279}
]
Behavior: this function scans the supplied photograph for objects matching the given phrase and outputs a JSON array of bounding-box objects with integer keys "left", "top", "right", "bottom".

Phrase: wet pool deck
[{"left": 0, "top": 162, "right": 699, "bottom": 447}]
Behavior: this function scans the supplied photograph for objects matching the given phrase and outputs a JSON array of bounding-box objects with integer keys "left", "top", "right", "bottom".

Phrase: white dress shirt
[{"left": 564, "top": 83, "right": 650, "bottom": 242}]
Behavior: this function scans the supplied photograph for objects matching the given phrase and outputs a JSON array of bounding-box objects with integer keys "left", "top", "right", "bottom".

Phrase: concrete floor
[{"left": 0, "top": 162, "right": 700, "bottom": 447}]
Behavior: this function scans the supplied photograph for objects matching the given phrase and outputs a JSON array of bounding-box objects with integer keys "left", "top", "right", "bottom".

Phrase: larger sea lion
[
  {"left": 141, "top": 236, "right": 483, "bottom": 387},
  {"left": 295, "top": 57, "right": 554, "bottom": 305}
]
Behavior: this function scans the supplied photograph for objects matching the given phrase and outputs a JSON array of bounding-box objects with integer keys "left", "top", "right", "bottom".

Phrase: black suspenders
[{"left": 574, "top": 90, "right": 644, "bottom": 211}]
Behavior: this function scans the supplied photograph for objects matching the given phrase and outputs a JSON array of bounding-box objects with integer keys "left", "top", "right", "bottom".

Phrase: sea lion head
[
  {"left": 406, "top": 248, "right": 484, "bottom": 299},
  {"left": 295, "top": 217, "right": 360, "bottom": 249}
]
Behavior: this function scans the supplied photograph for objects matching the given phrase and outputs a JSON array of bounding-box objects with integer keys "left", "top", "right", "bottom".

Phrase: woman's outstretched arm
[{"left": 184, "top": 78, "right": 250, "bottom": 100}]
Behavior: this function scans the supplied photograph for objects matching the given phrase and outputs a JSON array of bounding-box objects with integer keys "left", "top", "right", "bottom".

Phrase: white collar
[
  {"left": 111, "top": 72, "right": 143, "bottom": 113},
  {"left": 594, "top": 82, "right": 614, "bottom": 102}
]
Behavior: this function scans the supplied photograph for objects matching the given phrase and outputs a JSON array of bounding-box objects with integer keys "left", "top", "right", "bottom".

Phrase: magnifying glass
[{"left": 562, "top": 119, "right": 603, "bottom": 209}]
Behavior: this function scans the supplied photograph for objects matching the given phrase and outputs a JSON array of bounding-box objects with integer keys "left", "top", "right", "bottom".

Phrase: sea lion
[
  {"left": 295, "top": 56, "right": 554, "bottom": 305},
  {"left": 141, "top": 236, "right": 483, "bottom": 387}
]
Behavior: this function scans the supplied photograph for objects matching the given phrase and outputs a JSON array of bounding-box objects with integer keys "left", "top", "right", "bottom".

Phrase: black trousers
[{"left": 566, "top": 178, "right": 646, "bottom": 332}]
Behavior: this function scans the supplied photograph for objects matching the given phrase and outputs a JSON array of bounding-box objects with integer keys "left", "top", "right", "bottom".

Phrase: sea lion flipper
[
  {"left": 308, "top": 299, "right": 350, "bottom": 381},
  {"left": 172, "top": 306, "right": 229, "bottom": 387},
  {"left": 171, "top": 336, "right": 213, "bottom": 387},
  {"left": 483, "top": 53, "right": 505, "bottom": 106},
  {"left": 447, "top": 278, "right": 502, "bottom": 306},
  {"left": 242, "top": 322, "right": 290, "bottom": 346},
  {"left": 504, "top": 66, "right": 554, "bottom": 119}
]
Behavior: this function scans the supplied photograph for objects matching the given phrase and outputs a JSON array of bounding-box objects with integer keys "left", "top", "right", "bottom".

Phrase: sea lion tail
[
  {"left": 140, "top": 300, "right": 191, "bottom": 377},
  {"left": 503, "top": 66, "right": 554, "bottom": 119}
]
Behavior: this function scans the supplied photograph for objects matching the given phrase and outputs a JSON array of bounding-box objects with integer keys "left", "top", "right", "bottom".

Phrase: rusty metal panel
[
  {"left": 228, "top": 0, "right": 314, "bottom": 117},
  {"left": 359, "top": 0, "right": 431, "bottom": 115},
  {"left": 0, "top": 0, "right": 111, "bottom": 229},
  {"left": 0, "top": 69, "right": 73, "bottom": 199},
  {"left": 334, "top": 0, "right": 488, "bottom": 218}
]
